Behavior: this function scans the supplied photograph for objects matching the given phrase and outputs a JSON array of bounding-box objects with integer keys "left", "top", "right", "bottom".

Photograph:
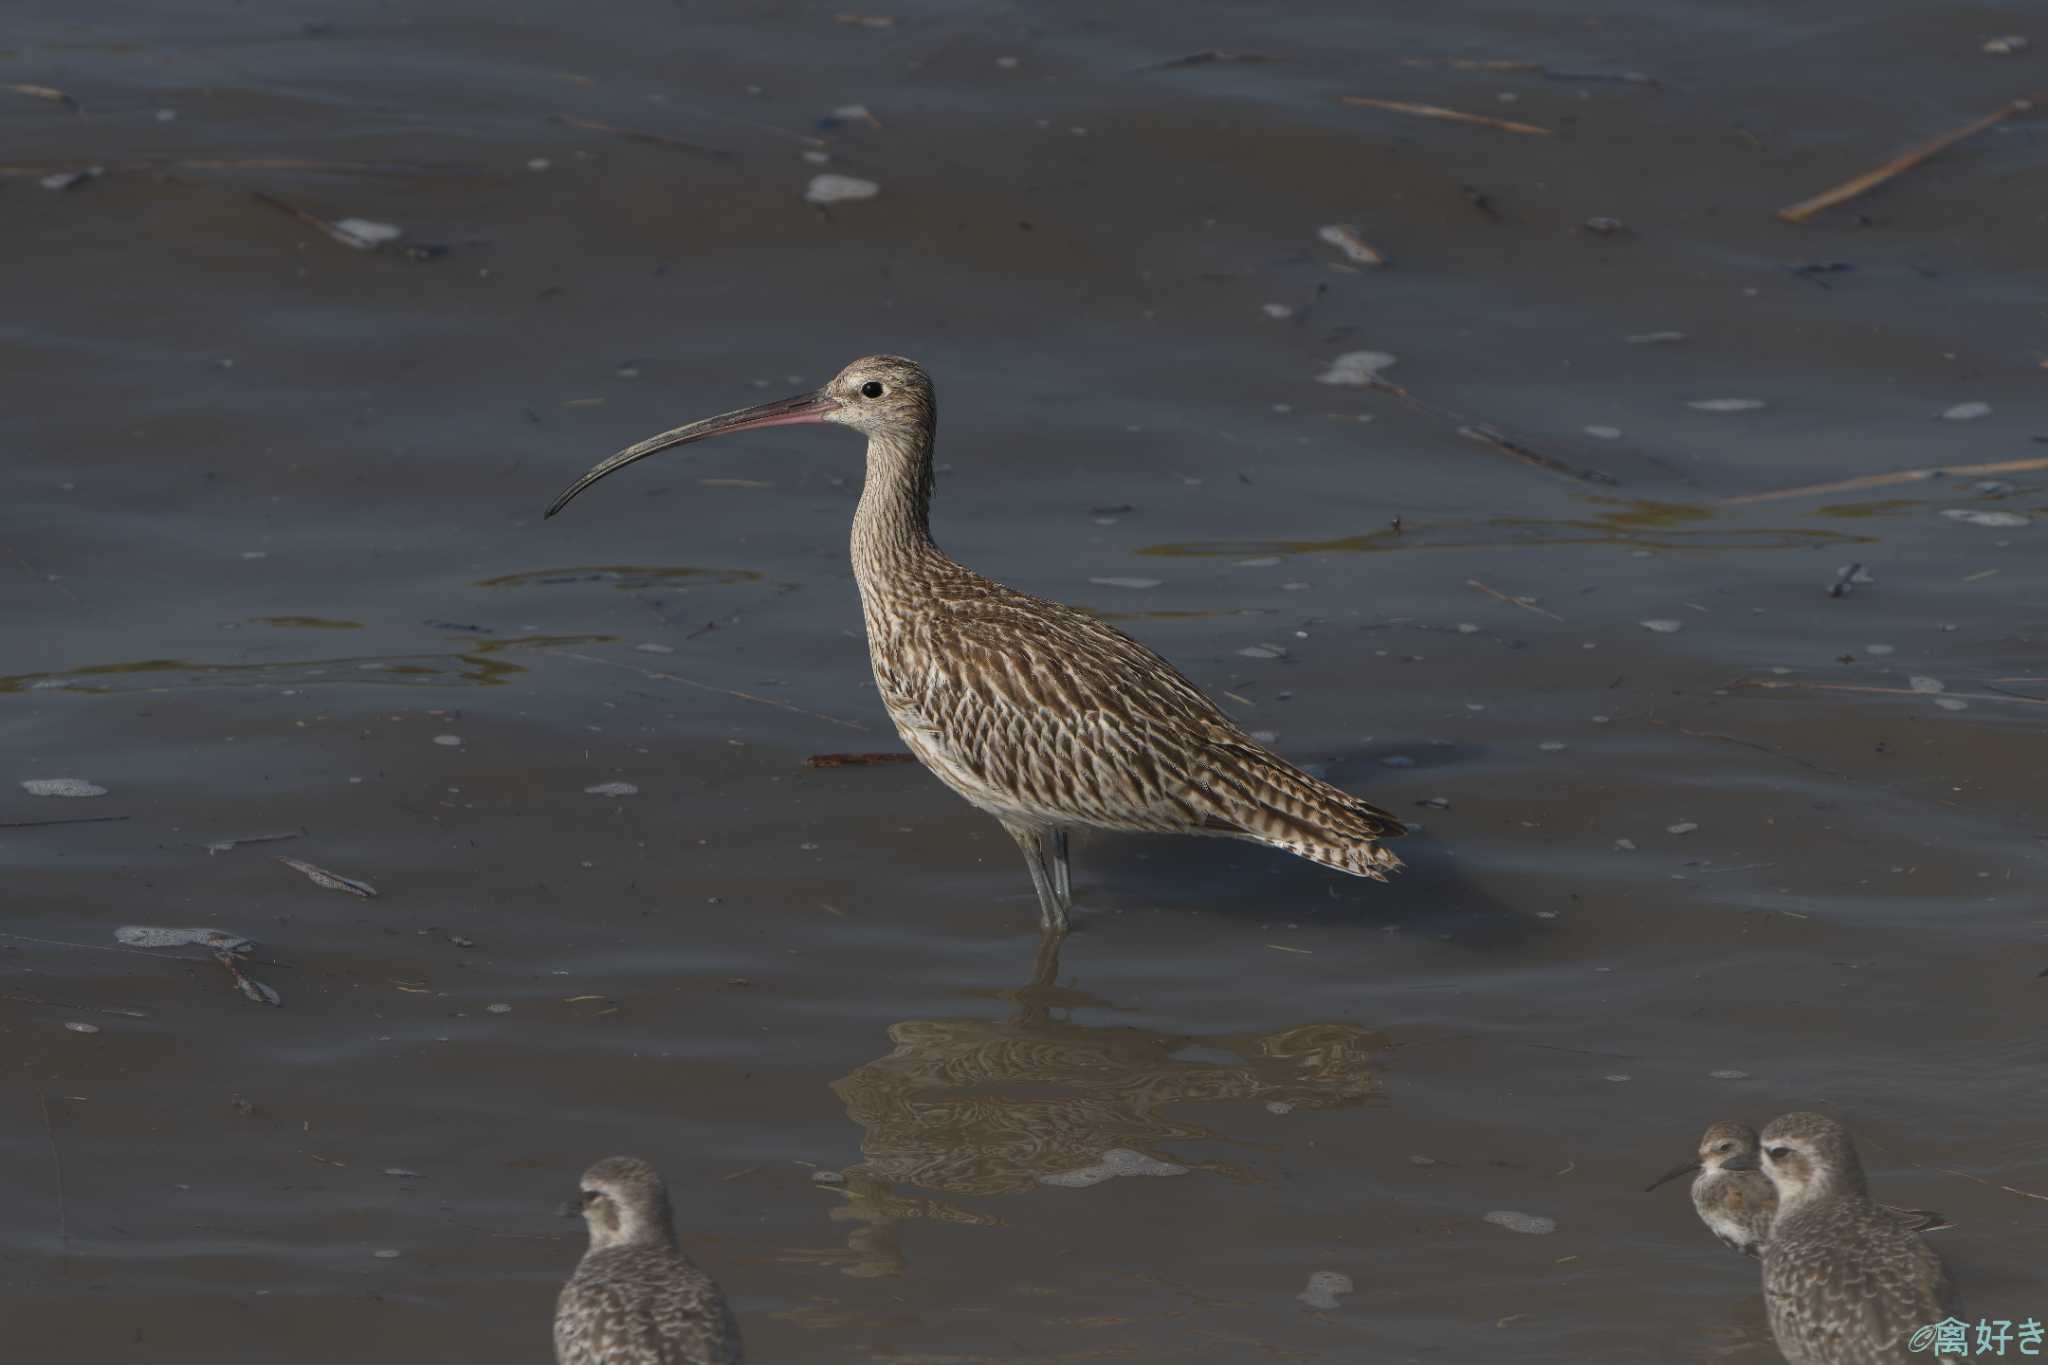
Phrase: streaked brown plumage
[
  {"left": 555, "top": 1156, "right": 743, "bottom": 1365},
  {"left": 1747, "top": 1113, "right": 1960, "bottom": 1365},
  {"left": 548, "top": 356, "right": 1405, "bottom": 930},
  {"left": 1647, "top": 1120, "right": 1950, "bottom": 1260}
]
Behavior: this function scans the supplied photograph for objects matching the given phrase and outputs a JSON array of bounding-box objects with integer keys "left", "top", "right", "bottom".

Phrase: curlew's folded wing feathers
[
  {"left": 1765, "top": 1211, "right": 1958, "bottom": 1365},
  {"left": 877, "top": 591, "right": 1404, "bottom": 871}
]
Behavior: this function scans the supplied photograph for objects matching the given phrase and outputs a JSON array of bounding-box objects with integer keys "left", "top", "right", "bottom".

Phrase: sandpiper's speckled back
[
  {"left": 555, "top": 1157, "right": 744, "bottom": 1365},
  {"left": 1757, "top": 1113, "right": 1959, "bottom": 1365}
]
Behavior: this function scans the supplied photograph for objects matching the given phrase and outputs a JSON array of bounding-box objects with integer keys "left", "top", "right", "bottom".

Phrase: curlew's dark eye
[
  {"left": 860, "top": 380, "right": 884, "bottom": 398},
  {"left": 1766, "top": 1146, "right": 1792, "bottom": 1160}
]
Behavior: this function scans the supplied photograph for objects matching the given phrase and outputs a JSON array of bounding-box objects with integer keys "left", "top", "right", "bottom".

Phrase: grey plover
[
  {"left": 555, "top": 1156, "right": 744, "bottom": 1365},
  {"left": 1745, "top": 1112, "right": 1960, "bottom": 1365},
  {"left": 1647, "top": 1120, "right": 1950, "bottom": 1259}
]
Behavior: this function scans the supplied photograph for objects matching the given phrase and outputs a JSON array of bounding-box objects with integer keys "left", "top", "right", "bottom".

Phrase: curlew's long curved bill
[
  {"left": 544, "top": 389, "right": 838, "bottom": 518},
  {"left": 1643, "top": 1159, "right": 1702, "bottom": 1193}
]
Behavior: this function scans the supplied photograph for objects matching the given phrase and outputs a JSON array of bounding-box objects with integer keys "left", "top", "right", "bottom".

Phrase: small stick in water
[
  {"left": 804, "top": 752, "right": 918, "bottom": 768},
  {"left": 1338, "top": 95, "right": 1552, "bottom": 136},
  {"left": 1777, "top": 98, "right": 2035, "bottom": 223}
]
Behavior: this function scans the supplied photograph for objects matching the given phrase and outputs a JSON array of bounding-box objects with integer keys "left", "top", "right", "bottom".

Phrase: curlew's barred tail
[{"left": 1194, "top": 737, "right": 1407, "bottom": 881}]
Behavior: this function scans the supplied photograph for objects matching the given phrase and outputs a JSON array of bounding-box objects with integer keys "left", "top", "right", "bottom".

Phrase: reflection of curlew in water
[{"left": 788, "top": 936, "right": 1388, "bottom": 1278}]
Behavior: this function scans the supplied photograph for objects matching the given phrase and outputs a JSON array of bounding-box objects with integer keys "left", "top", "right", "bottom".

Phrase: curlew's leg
[
  {"left": 1001, "top": 820, "right": 1068, "bottom": 934},
  {"left": 1050, "top": 829, "right": 1072, "bottom": 907}
]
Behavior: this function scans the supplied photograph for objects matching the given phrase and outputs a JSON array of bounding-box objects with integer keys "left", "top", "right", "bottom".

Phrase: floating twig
[
  {"left": 804, "top": 752, "right": 917, "bottom": 768},
  {"left": 200, "top": 830, "right": 303, "bottom": 854},
  {"left": 6, "top": 83, "right": 78, "bottom": 110},
  {"left": 1827, "top": 563, "right": 1864, "bottom": 598},
  {"left": 217, "top": 951, "right": 281, "bottom": 1007},
  {"left": 1457, "top": 424, "right": 1617, "bottom": 485},
  {"left": 250, "top": 192, "right": 402, "bottom": 251},
  {"left": 1141, "top": 51, "right": 1279, "bottom": 72},
  {"left": 1666, "top": 723, "right": 1844, "bottom": 777},
  {"left": 1778, "top": 98, "right": 2035, "bottom": 223},
  {"left": 1730, "top": 679, "right": 2048, "bottom": 708},
  {"left": 1399, "top": 57, "right": 1543, "bottom": 73},
  {"left": 278, "top": 856, "right": 379, "bottom": 897},
  {"left": 1721, "top": 455, "right": 2048, "bottom": 505},
  {"left": 551, "top": 114, "right": 730, "bottom": 160},
  {"left": 550, "top": 649, "right": 868, "bottom": 731},
  {"left": 0, "top": 814, "right": 130, "bottom": 831},
  {"left": 1338, "top": 95, "right": 1552, "bottom": 136},
  {"left": 1466, "top": 578, "right": 1565, "bottom": 622}
]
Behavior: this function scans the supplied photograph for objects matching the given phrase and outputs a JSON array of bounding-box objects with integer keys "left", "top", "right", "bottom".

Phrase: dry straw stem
[
  {"left": 6, "top": 83, "right": 77, "bottom": 109},
  {"left": 1730, "top": 678, "right": 2047, "bottom": 708},
  {"left": 1721, "top": 455, "right": 2048, "bottom": 505},
  {"left": 1338, "top": 95, "right": 1552, "bottom": 136},
  {"left": 550, "top": 113, "right": 729, "bottom": 159},
  {"left": 1466, "top": 578, "right": 1565, "bottom": 622},
  {"left": 1777, "top": 97, "right": 2035, "bottom": 223},
  {"left": 804, "top": 752, "right": 917, "bottom": 768}
]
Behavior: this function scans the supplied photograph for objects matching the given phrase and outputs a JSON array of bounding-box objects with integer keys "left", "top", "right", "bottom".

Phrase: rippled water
[{"left": 6, "top": 1, "right": 2045, "bottom": 1360}]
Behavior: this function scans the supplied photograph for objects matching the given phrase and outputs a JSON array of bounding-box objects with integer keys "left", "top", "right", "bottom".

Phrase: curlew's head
[
  {"left": 1645, "top": 1119, "right": 1762, "bottom": 1191},
  {"left": 1756, "top": 1111, "right": 1868, "bottom": 1211},
  {"left": 545, "top": 354, "right": 934, "bottom": 517},
  {"left": 567, "top": 1155, "right": 678, "bottom": 1252}
]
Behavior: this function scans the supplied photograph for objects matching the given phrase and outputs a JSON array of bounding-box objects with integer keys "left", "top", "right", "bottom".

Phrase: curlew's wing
[
  {"left": 1764, "top": 1212, "right": 1958, "bottom": 1365},
  {"left": 875, "top": 590, "right": 1404, "bottom": 872},
  {"left": 555, "top": 1254, "right": 743, "bottom": 1365}
]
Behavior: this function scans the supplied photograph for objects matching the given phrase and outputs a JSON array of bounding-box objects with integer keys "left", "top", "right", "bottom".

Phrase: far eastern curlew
[{"left": 547, "top": 356, "right": 1405, "bottom": 931}]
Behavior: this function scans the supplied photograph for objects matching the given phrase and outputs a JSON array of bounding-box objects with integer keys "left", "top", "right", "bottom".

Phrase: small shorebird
[
  {"left": 556, "top": 1156, "right": 744, "bottom": 1365},
  {"left": 1740, "top": 1112, "right": 1960, "bottom": 1365},
  {"left": 548, "top": 356, "right": 1405, "bottom": 931},
  {"left": 1647, "top": 1120, "right": 1948, "bottom": 1259}
]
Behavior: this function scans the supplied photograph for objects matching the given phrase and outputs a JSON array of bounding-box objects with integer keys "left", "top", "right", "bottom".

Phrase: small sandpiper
[
  {"left": 1647, "top": 1120, "right": 1950, "bottom": 1259},
  {"left": 555, "top": 1156, "right": 744, "bottom": 1365},
  {"left": 1745, "top": 1112, "right": 1960, "bottom": 1365}
]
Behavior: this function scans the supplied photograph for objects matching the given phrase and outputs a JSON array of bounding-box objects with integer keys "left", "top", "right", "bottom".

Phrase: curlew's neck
[{"left": 850, "top": 426, "right": 942, "bottom": 611}]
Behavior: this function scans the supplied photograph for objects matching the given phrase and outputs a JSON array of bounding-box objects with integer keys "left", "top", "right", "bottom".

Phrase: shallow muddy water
[{"left": 5, "top": 2, "right": 2045, "bottom": 1360}]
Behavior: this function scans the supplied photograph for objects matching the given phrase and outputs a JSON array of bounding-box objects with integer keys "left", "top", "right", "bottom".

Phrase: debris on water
[
  {"left": 1260, "top": 303, "right": 1294, "bottom": 319},
  {"left": 1614, "top": 838, "right": 1637, "bottom": 851},
  {"left": 1942, "top": 508, "right": 2029, "bottom": 528},
  {"left": 1316, "top": 351, "right": 1397, "bottom": 387},
  {"left": 278, "top": 857, "right": 378, "bottom": 898},
  {"left": 234, "top": 971, "right": 282, "bottom": 1007},
  {"left": 835, "top": 12, "right": 896, "bottom": 27},
  {"left": 1317, "top": 223, "right": 1388, "bottom": 266},
  {"left": 432, "top": 734, "right": 463, "bottom": 747},
  {"left": 1640, "top": 619, "right": 1683, "bottom": 633},
  {"left": 1538, "top": 741, "right": 1567, "bottom": 752},
  {"left": 64, "top": 1021, "right": 101, "bottom": 1034},
  {"left": 331, "top": 217, "right": 403, "bottom": 248},
  {"left": 1667, "top": 821, "right": 1699, "bottom": 835},
  {"left": 1828, "top": 562, "right": 1873, "bottom": 598},
  {"left": 1778, "top": 96, "right": 2034, "bottom": 223},
  {"left": 1144, "top": 50, "right": 1279, "bottom": 71},
  {"left": 1418, "top": 796, "right": 1452, "bottom": 810},
  {"left": 1039, "top": 1148, "right": 1189, "bottom": 1188},
  {"left": 1456, "top": 623, "right": 1481, "bottom": 634},
  {"left": 584, "top": 781, "right": 639, "bottom": 797},
  {"left": 1583, "top": 425, "right": 1622, "bottom": 440},
  {"left": 803, "top": 752, "right": 917, "bottom": 768},
  {"left": 550, "top": 113, "right": 730, "bottom": 159},
  {"left": 821, "top": 102, "right": 881, "bottom": 129},
  {"left": 1337, "top": 94, "right": 1552, "bottom": 136},
  {"left": 1687, "top": 398, "right": 1765, "bottom": 412},
  {"left": 634, "top": 642, "right": 675, "bottom": 654},
  {"left": 372, "top": 1249, "right": 402, "bottom": 1259},
  {"left": 804, "top": 173, "right": 880, "bottom": 205},
  {"left": 384, "top": 1168, "right": 421, "bottom": 1178},
  {"left": 1090, "top": 576, "right": 1163, "bottom": 589},
  {"left": 1908, "top": 676, "right": 1945, "bottom": 694},
  {"left": 1709, "top": 1068, "right": 1750, "bottom": 1080},
  {"left": 202, "top": 831, "right": 303, "bottom": 855},
  {"left": 1380, "top": 755, "right": 1415, "bottom": 768},
  {"left": 1237, "top": 644, "right": 1287, "bottom": 660},
  {"left": 1484, "top": 1210, "right": 1556, "bottom": 1235},
  {"left": 1940, "top": 401, "right": 1992, "bottom": 421},
  {"left": 1865, "top": 643, "right": 1894, "bottom": 655},
  {"left": 21, "top": 778, "right": 107, "bottom": 798},
  {"left": 1582, "top": 216, "right": 1626, "bottom": 235},
  {"left": 1626, "top": 330, "right": 1687, "bottom": 344},
  {"left": 117, "top": 926, "right": 255, "bottom": 953},
  {"left": 810, "top": 1168, "right": 845, "bottom": 1184},
  {"left": 7, "top": 81, "right": 79, "bottom": 108},
  {"left": 1266, "top": 1100, "right": 1295, "bottom": 1114},
  {"left": 1605, "top": 1073, "right": 1632, "bottom": 1082},
  {"left": 1297, "top": 1270, "right": 1354, "bottom": 1311},
  {"left": 486, "top": 1003, "right": 512, "bottom": 1014},
  {"left": 1983, "top": 35, "right": 2029, "bottom": 54},
  {"left": 41, "top": 166, "right": 105, "bottom": 191},
  {"left": 1934, "top": 697, "right": 1970, "bottom": 711}
]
